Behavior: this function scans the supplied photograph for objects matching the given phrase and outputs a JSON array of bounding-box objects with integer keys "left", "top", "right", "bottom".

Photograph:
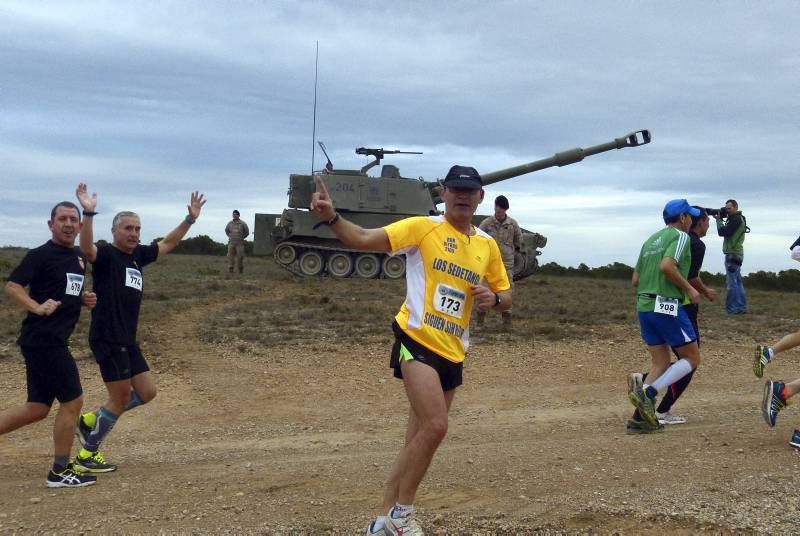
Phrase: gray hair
[{"left": 112, "top": 211, "right": 140, "bottom": 230}]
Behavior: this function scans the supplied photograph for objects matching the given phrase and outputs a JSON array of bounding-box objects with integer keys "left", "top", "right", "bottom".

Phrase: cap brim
[
  {"left": 688, "top": 207, "right": 701, "bottom": 217},
  {"left": 443, "top": 179, "right": 482, "bottom": 190}
]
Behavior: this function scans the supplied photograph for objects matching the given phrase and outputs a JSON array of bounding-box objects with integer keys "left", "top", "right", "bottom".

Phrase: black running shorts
[
  {"left": 90, "top": 341, "right": 150, "bottom": 382},
  {"left": 21, "top": 345, "right": 82, "bottom": 406},
  {"left": 390, "top": 322, "right": 463, "bottom": 391}
]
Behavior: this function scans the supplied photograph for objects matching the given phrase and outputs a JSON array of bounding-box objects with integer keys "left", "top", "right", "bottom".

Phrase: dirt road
[{"left": 2, "top": 261, "right": 799, "bottom": 534}]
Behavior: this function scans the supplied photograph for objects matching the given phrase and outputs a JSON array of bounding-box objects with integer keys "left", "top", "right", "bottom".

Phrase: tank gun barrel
[{"left": 480, "top": 130, "right": 651, "bottom": 186}]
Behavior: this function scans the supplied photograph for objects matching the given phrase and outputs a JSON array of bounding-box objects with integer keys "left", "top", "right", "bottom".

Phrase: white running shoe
[
  {"left": 386, "top": 509, "right": 424, "bottom": 535},
  {"left": 657, "top": 411, "right": 687, "bottom": 425}
]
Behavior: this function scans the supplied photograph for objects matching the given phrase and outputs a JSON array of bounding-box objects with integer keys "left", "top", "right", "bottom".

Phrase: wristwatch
[{"left": 494, "top": 293, "right": 501, "bottom": 306}]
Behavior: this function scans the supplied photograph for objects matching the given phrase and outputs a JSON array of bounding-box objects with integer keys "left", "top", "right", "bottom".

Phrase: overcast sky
[{"left": 2, "top": 1, "right": 799, "bottom": 274}]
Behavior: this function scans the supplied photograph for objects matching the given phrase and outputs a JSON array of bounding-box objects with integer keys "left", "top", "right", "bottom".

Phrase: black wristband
[
  {"left": 324, "top": 213, "right": 340, "bottom": 226},
  {"left": 82, "top": 211, "right": 98, "bottom": 217},
  {"left": 494, "top": 293, "right": 501, "bottom": 306},
  {"left": 184, "top": 215, "right": 196, "bottom": 225}
]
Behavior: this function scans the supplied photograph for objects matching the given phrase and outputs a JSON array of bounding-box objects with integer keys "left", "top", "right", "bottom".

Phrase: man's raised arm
[
  {"left": 310, "top": 176, "right": 390, "bottom": 252},
  {"left": 76, "top": 182, "right": 98, "bottom": 262},
  {"left": 157, "top": 191, "right": 206, "bottom": 256}
]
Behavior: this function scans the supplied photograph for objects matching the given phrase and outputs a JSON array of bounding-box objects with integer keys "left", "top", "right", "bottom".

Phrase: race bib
[
  {"left": 654, "top": 295, "right": 679, "bottom": 317},
  {"left": 125, "top": 267, "right": 143, "bottom": 291},
  {"left": 433, "top": 283, "right": 466, "bottom": 319},
  {"left": 65, "top": 273, "right": 84, "bottom": 296}
]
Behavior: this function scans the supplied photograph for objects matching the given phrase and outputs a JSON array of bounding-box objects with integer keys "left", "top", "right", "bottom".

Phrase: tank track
[{"left": 273, "top": 241, "right": 402, "bottom": 279}]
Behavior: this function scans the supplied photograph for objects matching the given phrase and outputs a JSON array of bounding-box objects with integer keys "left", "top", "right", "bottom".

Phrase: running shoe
[
  {"left": 365, "top": 519, "right": 389, "bottom": 535},
  {"left": 625, "top": 418, "right": 663, "bottom": 435},
  {"left": 385, "top": 509, "right": 424, "bottom": 536},
  {"left": 762, "top": 380, "right": 789, "bottom": 427},
  {"left": 46, "top": 462, "right": 97, "bottom": 488},
  {"left": 75, "top": 411, "right": 95, "bottom": 448},
  {"left": 753, "top": 345, "right": 772, "bottom": 378},
  {"left": 657, "top": 411, "right": 687, "bottom": 425},
  {"left": 75, "top": 450, "right": 117, "bottom": 473},
  {"left": 627, "top": 373, "right": 657, "bottom": 427},
  {"left": 790, "top": 430, "right": 800, "bottom": 449}
]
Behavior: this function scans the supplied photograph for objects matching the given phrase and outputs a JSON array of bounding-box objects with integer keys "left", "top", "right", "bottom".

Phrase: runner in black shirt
[
  {"left": 2, "top": 201, "right": 97, "bottom": 488},
  {"left": 73, "top": 182, "right": 206, "bottom": 472}
]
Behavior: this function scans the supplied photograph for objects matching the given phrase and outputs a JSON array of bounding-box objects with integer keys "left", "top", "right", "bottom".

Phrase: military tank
[{"left": 253, "top": 130, "right": 651, "bottom": 279}]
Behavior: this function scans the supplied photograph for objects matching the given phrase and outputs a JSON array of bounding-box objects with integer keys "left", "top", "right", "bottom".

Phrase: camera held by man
[{"left": 703, "top": 206, "right": 729, "bottom": 219}]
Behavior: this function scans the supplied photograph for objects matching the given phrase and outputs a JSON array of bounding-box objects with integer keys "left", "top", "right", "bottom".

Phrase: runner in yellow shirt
[{"left": 311, "top": 165, "right": 511, "bottom": 535}]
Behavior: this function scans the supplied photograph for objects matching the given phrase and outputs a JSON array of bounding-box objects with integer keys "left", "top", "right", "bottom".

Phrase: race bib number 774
[{"left": 125, "top": 267, "right": 143, "bottom": 291}]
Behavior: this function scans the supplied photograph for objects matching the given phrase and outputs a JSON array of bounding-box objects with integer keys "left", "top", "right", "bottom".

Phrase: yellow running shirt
[{"left": 384, "top": 215, "right": 510, "bottom": 363}]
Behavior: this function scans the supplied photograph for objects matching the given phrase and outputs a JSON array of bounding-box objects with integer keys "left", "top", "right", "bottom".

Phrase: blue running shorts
[{"left": 638, "top": 307, "right": 697, "bottom": 347}]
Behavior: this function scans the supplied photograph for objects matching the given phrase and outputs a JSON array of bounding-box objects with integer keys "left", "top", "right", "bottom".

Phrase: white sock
[
  {"left": 370, "top": 516, "right": 387, "bottom": 532},
  {"left": 650, "top": 359, "right": 694, "bottom": 392},
  {"left": 391, "top": 503, "right": 414, "bottom": 518}
]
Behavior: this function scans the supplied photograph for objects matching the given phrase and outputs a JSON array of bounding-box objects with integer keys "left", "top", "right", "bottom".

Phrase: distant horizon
[{"left": 3, "top": 239, "right": 795, "bottom": 278}]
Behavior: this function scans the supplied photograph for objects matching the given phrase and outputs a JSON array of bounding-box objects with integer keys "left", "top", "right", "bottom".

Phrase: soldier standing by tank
[
  {"left": 715, "top": 199, "right": 747, "bottom": 314},
  {"left": 2, "top": 201, "right": 98, "bottom": 487},
  {"left": 225, "top": 209, "right": 249, "bottom": 274},
  {"left": 477, "top": 195, "right": 521, "bottom": 331},
  {"left": 311, "top": 165, "right": 511, "bottom": 536}
]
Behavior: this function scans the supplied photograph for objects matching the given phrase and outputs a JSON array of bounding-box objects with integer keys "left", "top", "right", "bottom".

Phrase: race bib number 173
[
  {"left": 654, "top": 295, "right": 679, "bottom": 317},
  {"left": 433, "top": 283, "right": 466, "bottom": 319}
]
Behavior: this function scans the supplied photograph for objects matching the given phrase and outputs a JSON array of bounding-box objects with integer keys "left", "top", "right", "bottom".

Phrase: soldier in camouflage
[
  {"left": 225, "top": 210, "right": 250, "bottom": 274},
  {"left": 477, "top": 195, "right": 521, "bottom": 330}
]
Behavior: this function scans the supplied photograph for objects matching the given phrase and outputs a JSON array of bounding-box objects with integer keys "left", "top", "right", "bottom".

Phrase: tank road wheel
[
  {"left": 274, "top": 243, "right": 297, "bottom": 265},
  {"left": 381, "top": 255, "right": 406, "bottom": 279},
  {"left": 298, "top": 250, "right": 324, "bottom": 276},
  {"left": 327, "top": 252, "right": 353, "bottom": 278},
  {"left": 354, "top": 253, "right": 381, "bottom": 279}
]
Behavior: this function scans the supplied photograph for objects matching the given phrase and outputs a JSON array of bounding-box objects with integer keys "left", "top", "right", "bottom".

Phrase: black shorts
[
  {"left": 90, "top": 341, "right": 150, "bottom": 382},
  {"left": 21, "top": 345, "right": 82, "bottom": 406},
  {"left": 390, "top": 322, "right": 463, "bottom": 391}
]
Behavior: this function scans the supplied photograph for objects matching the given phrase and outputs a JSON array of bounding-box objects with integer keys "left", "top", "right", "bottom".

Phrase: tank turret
[{"left": 253, "top": 130, "right": 651, "bottom": 279}]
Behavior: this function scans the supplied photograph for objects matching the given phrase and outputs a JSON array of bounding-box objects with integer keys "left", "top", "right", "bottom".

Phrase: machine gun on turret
[{"left": 356, "top": 147, "right": 423, "bottom": 174}]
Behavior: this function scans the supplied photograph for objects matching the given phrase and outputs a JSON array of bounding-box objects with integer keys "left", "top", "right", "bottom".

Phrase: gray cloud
[{"left": 1, "top": 1, "right": 798, "bottom": 274}]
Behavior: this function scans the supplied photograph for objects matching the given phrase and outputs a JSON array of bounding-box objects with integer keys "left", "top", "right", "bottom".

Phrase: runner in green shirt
[{"left": 627, "top": 199, "right": 702, "bottom": 433}]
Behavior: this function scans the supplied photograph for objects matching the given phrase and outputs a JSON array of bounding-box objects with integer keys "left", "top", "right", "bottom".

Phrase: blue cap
[{"left": 663, "top": 199, "right": 701, "bottom": 223}]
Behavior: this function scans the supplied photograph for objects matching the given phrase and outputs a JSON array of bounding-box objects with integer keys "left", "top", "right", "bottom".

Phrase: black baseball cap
[{"left": 442, "top": 165, "right": 483, "bottom": 190}]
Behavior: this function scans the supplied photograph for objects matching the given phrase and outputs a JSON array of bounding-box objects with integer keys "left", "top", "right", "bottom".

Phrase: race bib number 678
[
  {"left": 65, "top": 273, "right": 84, "bottom": 296},
  {"left": 654, "top": 295, "right": 679, "bottom": 317}
]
